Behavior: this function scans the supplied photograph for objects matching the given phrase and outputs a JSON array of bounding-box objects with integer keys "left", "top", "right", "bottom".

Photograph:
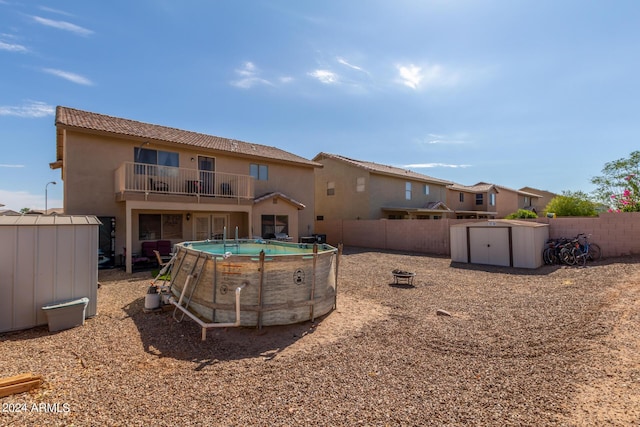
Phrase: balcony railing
[{"left": 115, "top": 162, "right": 254, "bottom": 200}]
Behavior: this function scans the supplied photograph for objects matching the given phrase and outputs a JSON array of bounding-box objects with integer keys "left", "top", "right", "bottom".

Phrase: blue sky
[{"left": 1, "top": 0, "right": 639, "bottom": 212}]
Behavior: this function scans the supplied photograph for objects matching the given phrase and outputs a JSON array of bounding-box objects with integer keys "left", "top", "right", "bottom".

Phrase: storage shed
[
  {"left": 450, "top": 220, "right": 549, "bottom": 269},
  {"left": 0, "top": 215, "right": 100, "bottom": 333}
]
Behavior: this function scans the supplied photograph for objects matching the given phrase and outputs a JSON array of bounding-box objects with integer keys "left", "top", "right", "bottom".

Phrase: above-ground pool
[{"left": 167, "top": 239, "right": 341, "bottom": 330}]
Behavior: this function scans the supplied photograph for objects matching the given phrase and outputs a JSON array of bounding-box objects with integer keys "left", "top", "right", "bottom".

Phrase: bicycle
[
  {"left": 576, "top": 233, "right": 601, "bottom": 261},
  {"left": 543, "top": 234, "right": 600, "bottom": 267}
]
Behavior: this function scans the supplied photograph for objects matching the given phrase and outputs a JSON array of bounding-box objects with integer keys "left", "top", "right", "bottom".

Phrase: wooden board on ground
[{"left": 0, "top": 373, "right": 43, "bottom": 398}]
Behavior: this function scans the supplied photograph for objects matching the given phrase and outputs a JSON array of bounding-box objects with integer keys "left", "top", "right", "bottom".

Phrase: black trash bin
[{"left": 312, "top": 234, "right": 327, "bottom": 244}]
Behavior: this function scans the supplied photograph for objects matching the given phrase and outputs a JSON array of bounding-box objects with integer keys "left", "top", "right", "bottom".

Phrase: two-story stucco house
[
  {"left": 51, "top": 106, "right": 320, "bottom": 272},
  {"left": 446, "top": 182, "right": 542, "bottom": 218},
  {"left": 312, "top": 152, "right": 454, "bottom": 221},
  {"left": 519, "top": 186, "right": 556, "bottom": 214}
]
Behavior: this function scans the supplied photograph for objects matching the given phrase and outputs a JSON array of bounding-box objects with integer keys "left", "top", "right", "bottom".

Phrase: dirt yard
[{"left": 1, "top": 248, "right": 639, "bottom": 426}]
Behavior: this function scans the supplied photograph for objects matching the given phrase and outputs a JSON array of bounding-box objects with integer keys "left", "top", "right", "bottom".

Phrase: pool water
[{"left": 187, "top": 240, "right": 331, "bottom": 256}]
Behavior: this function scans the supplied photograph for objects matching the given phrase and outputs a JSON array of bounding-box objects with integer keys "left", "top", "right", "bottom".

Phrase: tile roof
[
  {"left": 313, "top": 152, "right": 454, "bottom": 185},
  {"left": 55, "top": 106, "right": 320, "bottom": 167},
  {"left": 253, "top": 192, "right": 306, "bottom": 209},
  {"left": 449, "top": 181, "right": 542, "bottom": 197}
]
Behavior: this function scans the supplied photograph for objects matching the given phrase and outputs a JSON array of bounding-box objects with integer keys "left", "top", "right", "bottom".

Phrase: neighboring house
[
  {"left": 447, "top": 182, "right": 542, "bottom": 218},
  {"left": 52, "top": 106, "right": 321, "bottom": 272},
  {"left": 446, "top": 183, "right": 499, "bottom": 219},
  {"left": 312, "top": 152, "right": 454, "bottom": 220},
  {"left": 0, "top": 206, "right": 20, "bottom": 216},
  {"left": 519, "top": 187, "right": 557, "bottom": 213}
]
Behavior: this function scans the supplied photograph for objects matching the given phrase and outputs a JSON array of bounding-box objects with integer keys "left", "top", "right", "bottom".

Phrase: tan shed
[
  {"left": 450, "top": 220, "right": 549, "bottom": 269},
  {"left": 0, "top": 215, "right": 100, "bottom": 333}
]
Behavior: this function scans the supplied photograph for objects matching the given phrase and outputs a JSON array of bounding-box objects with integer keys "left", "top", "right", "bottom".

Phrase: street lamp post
[{"left": 45, "top": 181, "right": 57, "bottom": 214}]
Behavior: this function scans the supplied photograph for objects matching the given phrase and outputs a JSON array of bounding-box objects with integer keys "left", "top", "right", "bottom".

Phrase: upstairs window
[
  {"left": 476, "top": 194, "right": 483, "bottom": 205},
  {"left": 250, "top": 163, "right": 268, "bottom": 180},
  {"left": 134, "top": 147, "right": 178, "bottom": 174},
  {"left": 356, "top": 177, "right": 365, "bottom": 192},
  {"left": 490, "top": 193, "right": 496, "bottom": 206},
  {"left": 327, "top": 181, "right": 335, "bottom": 196},
  {"left": 405, "top": 182, "right": 412, "bottom": 200},
  {"left": 424, "top": 184, "right": 430, "bottom": 195},
  {"left": 459, "top": 192, "right": 464, "bottom": 202}
]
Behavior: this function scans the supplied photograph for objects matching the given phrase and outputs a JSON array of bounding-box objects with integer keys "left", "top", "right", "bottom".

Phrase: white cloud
[
  {"left": 404, "top": 163, "right": 471, "bottom": 168},
  {"left": 418, "top": 133, "right": 471, "bottom": 145},
  {"left": 38, "top": 6, "right": 74, "bottom": 17},
  {"left": 0, "top": 101, "right": 55, "bottom": 118},
  {"left": 336, "top": 57, "right": 365, "bottom": 73},
  {"left": 396, "top": 62, "right": 460, "bottom": 90},
  {"left": 309, "top": 69, "right": 339, "bottom": 84},
  {"left": 42, "top": 68, "right": 93, "bottom": 85},
  {"left": 32, "top": 16, "right": 93, "bottom": 36},
  {"left": 396, "top": 64, "right": 423, "bottom": 89},
  {"left": 231, "top": 62, "right": 273, "bottom": 89},
  {"left": 0, "top": 40, "right": 27, "bottom": 52},
  {"left": 0, "top": 164, "right": 25, "bottom": 168}
]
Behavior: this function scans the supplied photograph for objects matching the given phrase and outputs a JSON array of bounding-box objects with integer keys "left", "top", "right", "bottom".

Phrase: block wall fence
[{"left": 314, "top": 212, "right": 640, "bottom": 258}]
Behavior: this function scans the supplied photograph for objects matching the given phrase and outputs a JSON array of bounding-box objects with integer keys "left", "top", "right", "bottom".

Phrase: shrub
[
  {"left": 505, "top": 209, "right": 538, "bottom": 219},
  {"left": 545, "top": 192, "right": 597, "bottom": 217}
]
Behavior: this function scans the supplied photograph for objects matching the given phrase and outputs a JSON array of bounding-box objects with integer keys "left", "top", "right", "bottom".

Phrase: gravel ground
[{"left": 1, "top": 247, "right": 639, "bottom": 426}]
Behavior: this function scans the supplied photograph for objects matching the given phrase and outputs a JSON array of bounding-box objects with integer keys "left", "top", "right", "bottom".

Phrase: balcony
[{"left": 115, "top": 162, "right": 254, "bottom": 201}]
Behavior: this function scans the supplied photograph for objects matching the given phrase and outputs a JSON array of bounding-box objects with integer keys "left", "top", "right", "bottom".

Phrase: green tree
[
  {"left": 544, "top": 191, "right": 597, "bottom": 217},
  {"left": 19, "top": 207, "right": 30, "bottom": 214},
  {"left": 591, "top": 150, "right": 640, "bottom": 212},
  {"left": 505, "top": 209, "right": 538, "bottom": 219}
]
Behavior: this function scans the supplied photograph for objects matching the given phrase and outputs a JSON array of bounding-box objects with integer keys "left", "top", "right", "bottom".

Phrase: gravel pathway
[{"left": 1, "top": 248, "right": 639, "bottom": 426}]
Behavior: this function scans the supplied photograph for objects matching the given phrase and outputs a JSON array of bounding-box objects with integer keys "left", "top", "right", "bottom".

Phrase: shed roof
[
  {"left": 0, "top": 215, "right": 101, "bottom": 226},
  {"left": 54, "top": 106, "right": 320, "bottom": 168},
  {"left": 451, "top": 219, "right": 548, "bottom": 228}
]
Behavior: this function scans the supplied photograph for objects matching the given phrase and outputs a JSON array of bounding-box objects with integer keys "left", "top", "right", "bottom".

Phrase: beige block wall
[{"left": 315, "top": 212, "right": 640, "bottom": 260}]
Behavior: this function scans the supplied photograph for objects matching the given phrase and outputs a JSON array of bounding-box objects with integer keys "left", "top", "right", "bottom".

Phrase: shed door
[{"left": 469, "top": 227, "right": 511, "bottom": 267}]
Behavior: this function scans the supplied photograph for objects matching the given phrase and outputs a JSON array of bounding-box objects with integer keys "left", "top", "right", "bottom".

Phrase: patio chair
[
  {"left": 153, "top": 250, "right": 168, "bottom": 267},
  {"left": 149, "top": 178, "right": 169, "bottom": 192}
]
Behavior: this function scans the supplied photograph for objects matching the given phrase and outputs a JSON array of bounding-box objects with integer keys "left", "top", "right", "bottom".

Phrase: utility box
[
  {"left": 42, "top": 297, "right": 89, "bottom": 332},
  {"left": 0, "top": 215, "right": 100, "bottom": 333},
  {"left": 450, "top": 220, "right": 549, "bottom": 269}
]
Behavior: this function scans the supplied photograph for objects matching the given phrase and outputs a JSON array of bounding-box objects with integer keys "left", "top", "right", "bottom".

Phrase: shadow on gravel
[
  {"left": 388, "top": 283, "right": 416, "bottom": 289},
  {"left": 122, "top": 296, "right": 330, "bottom": 368},
  {"left": 449, "top": 261, "right": 562, "bottom": 275},
  {"left": 450, "top": 254, "right": 639, "bottom": 275}
]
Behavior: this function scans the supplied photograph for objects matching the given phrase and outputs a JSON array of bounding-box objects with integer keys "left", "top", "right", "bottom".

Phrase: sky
[{"left": 1, "top": 0, "right": 640, "bottom": 212}]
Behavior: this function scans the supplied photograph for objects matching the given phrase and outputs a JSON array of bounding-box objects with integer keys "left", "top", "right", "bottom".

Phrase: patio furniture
[
  {"left": 141, "top": 240, "right": 172, "bottom": 266},
  {"left": 153, "top": 250, "right": 169, "bottom": 267}
]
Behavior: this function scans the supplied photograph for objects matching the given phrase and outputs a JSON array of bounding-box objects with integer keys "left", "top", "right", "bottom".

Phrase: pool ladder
[{"left": 169, "top": 249, "right": 246, "bottom": 341}]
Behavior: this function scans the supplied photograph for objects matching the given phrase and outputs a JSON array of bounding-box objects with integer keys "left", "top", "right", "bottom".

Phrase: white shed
[
  {"left": 0, "top": 215, "right": 100, "bottom": 333},
  {"left": 450, "top": 220, "right": 549, "bottom": 269}
]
